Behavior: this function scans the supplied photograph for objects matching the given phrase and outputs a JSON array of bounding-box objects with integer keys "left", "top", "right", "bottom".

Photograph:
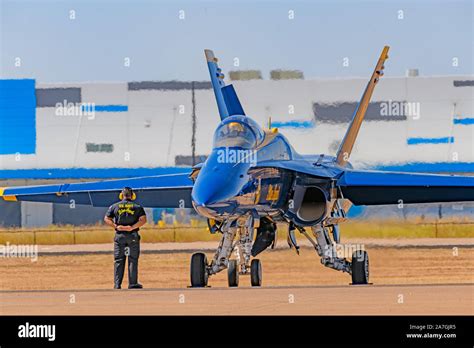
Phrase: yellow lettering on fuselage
[{"left": 266, "top": 184, "right": 280, "bottom": 201}]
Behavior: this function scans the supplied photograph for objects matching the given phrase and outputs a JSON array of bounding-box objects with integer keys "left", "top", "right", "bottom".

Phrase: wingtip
[{"left": 0, "top": 187, "right": 16, "bottom": 201}]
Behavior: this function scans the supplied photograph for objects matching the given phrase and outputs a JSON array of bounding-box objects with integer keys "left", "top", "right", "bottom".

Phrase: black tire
[
  {"left": 351, "top": 250, "right": 369, "bottom": 284},
  {"left": 250, "top": 259, "right": 262, "bottom": 287},
  {"left": 227, "top": 260, "right": 239, "bottom": 287},
  {"left": 190, "top": 252, "right": 208, "bottom": 287}
]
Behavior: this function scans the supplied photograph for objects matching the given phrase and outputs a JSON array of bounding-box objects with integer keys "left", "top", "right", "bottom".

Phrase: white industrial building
[
  {"left": 0, "top": 74, "right": 473, "bottom": 227},
  {"left": 1, "top": 75, "right": 473, "bottom": 170}
]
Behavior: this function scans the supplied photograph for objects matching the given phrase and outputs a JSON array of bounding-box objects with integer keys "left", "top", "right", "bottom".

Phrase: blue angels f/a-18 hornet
[{"left": 2, "top": 46, "right": 474, "bottom": 287}]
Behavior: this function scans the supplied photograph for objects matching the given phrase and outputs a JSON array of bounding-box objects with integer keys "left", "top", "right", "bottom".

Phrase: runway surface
[{"left": 1, "top": 284, "right": 472, "bottom": 315}]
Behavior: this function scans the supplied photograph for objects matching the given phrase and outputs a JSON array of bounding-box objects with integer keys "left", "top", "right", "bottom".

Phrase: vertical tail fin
[
  {"left": 205, "top": 49, "right": 245, "bottom": 120},
  {"left": 335, "top": 46, "right": 390, "bottom": 166}
]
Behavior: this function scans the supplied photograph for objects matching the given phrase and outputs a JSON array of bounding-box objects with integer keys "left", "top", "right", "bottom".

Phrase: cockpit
[{"left": 213, "top": 116, "right": 264, "bottom": 149}]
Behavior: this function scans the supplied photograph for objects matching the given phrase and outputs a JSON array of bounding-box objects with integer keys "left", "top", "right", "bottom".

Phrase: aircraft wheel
[
  {"left": 227, "top": 260, "right": 239, "bottom": 287},
  {"left": 190, "top": 252, "right": 208, "bottom": 287},
  {"left": 250, "top": 259, "right": 262, "bottom": 287},
  {"left": 351, "top": 250, "right": 369, "bottom": 284}
]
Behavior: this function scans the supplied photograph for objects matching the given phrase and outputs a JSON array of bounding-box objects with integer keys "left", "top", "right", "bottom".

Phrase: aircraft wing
[
  {"left": 337, "top": 169, "right": 474, "bottom": 205},
  {"left": 0, "top": 173, "right": 194, "bottom": 208},
  {"left": 205, "top": 49, "right": 245, "bottom": 120}
]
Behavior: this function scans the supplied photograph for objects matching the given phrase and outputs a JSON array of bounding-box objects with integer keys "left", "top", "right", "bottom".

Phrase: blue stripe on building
[
  {"left": 374, "top": 162, "right": 474, "bottom": 173},
  {"left": 453, "top": 118, "right": 474, "bottom": 125},
  {"left": 407, "top": 136, "right": 454, "bottom": 145},
  {"left": 81, "top": 105, "right": 128, "bottom": 112},
  {"left": 272, "top": 120, "right": 314, "bottom": 129},
  {"left": 347, "top": 205, "right": 365, "bottom": 218},
  {"left": 0, "top": 79, "right": 36, "bottom": 155},
  {"left": 0, "top": 167, "right": 191, "bottom": 179}
]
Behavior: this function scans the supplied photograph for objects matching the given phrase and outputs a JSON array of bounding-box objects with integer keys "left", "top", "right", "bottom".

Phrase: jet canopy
[{"left": 213, "top": 115, "right": 264, "bottom": 149}]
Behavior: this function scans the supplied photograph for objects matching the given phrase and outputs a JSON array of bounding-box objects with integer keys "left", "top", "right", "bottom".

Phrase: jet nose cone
[
  {"left": 192, "top": 202, "right": 216, "bottom": 219},
  {"left": 191, "top": 181, "right": 227, "bottom": 219},
  {"left": 191, "top": 178, "right": 226, "bottom": 207},
  {"left": 191, "top": 191, "right": 211, "bottom": 207},
  {"left": 191, "top": 148, "right": 252, "bottom": 217}
]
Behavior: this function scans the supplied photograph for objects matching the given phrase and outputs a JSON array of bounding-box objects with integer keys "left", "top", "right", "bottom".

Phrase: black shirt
[{"left": 106, "top": 199, "right": 146, "bottom": 233}]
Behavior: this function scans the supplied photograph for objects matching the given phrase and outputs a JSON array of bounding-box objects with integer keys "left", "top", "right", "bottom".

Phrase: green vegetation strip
[{"left": 0, "top": 220, "right": 472, "bottom": 245}]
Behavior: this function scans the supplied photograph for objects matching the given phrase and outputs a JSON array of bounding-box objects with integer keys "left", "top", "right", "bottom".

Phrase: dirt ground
[{"left": 0, "top": 246, "right": 472, "bottom": 290}]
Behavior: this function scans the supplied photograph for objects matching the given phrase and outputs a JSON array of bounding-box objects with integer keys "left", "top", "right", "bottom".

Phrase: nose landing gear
[
  {"left": 191, "top": 216, "right": 266, "bottom": 288},
  {"left": 227, "top": 258, "right": 262, "bottom": 287}
]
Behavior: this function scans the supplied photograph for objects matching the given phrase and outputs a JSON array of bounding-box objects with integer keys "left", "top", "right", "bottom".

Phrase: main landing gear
[
  {"left": 290, "top": 223, "right": 369, "bottom": 285},
  {"left": 351, "top": 250, "right": 369, "bottom": 285},
  {"left": 190, "top": 216, "right": 264, "bottom": 288}
]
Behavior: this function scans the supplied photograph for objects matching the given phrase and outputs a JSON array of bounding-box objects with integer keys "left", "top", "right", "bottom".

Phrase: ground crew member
[{"left": 104, "top": 187, "right": 147, "bottom": 289}]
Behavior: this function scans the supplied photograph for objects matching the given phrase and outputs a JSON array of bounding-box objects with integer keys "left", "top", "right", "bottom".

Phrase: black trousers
[{"left": 114, "top": 232, "right": 140, "bottom": 287}]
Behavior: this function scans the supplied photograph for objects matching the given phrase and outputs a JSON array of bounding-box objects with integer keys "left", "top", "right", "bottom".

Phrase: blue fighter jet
[{"left": 2, "top": 46, "right": 474, "bottom": 287}]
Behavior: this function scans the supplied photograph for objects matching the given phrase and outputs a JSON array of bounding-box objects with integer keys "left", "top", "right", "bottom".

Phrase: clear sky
[{"left": 0, "top": 0, "right": 472, "bottom": 82}]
